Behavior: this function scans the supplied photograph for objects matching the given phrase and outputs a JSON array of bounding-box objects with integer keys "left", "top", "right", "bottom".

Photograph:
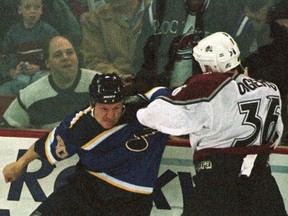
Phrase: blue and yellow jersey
[{"left": 34, "top": 87, "right": 170, "bottom": 194}]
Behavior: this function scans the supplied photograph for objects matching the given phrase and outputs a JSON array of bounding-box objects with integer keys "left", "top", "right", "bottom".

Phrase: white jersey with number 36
[{"left": 137, "top": 73, "right": 283, "bottom": 153}]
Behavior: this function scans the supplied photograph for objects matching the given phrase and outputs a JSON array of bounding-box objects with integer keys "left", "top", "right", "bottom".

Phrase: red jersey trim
[
  {"left": 193, "top": 142, "right": 274, "bottom": 161},
  {"left": 160, "top": 73, "right": 239, "bottom": 105}
]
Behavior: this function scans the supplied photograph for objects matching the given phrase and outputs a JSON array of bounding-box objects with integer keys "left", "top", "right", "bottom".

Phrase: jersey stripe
[
  {"left": 81, "top": 124, "right": 127, "bottom": 150},
  {"left": 193, "top": 142, "right": 274, "bottom": 161},
  {"left": 88, "top": 171, "right": 153, "bottom": 194},
  {"left": 69, "top": 107, "right": 92, "bottom": 128},
  {"left": 45, "top": 129, "right": 57, "bottom": 165}
]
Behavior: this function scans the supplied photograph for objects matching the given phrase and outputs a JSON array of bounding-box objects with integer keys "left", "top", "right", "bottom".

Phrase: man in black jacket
[{"left": 243, "top": 0, "right": 288, "bottom": 145}]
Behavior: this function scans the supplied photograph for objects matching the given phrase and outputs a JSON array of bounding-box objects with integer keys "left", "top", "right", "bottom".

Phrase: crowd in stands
[
  {"left": 0, "top": 0, "right": 58, "bottom": 95},
  {"left": 1, "top": 36, "right": 97, "bottom": 129},
  {"left": 0, "top": 0, "right": 287, "bottom": 145}
]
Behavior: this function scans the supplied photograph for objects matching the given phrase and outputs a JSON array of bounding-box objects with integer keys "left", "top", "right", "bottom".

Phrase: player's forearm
[{"left": 17, "top": 144, "right": 40, "bottom": 167}]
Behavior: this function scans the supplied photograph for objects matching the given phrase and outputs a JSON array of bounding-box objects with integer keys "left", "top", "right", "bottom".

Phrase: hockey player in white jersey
[{"left": 137, "top": 32, "right": 287, "bottom": 215}]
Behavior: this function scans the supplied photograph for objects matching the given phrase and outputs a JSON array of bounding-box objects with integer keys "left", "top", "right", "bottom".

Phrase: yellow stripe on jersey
[
  {"left": 45, "top": 129, "right": 57, "bottom": 165},
  {"left": 88, "top": 171, "right": 153, "bottom": 194},
  {"left": 81, "top": 124, "right": 127, "bottom": 150},
  {"left": 69, "top": 107, "right": 92, "bottom": 128},
  {"left": 144, "top": 86, "right": 167, "bottom": 99}
]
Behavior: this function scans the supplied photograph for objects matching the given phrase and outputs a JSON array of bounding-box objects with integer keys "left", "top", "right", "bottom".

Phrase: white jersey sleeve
[
  {"left": 137, "top": 73, "right": 283, "bottom": 151},
  {"left": 137, "top": 97, "right": 211, "bottom": 136}
]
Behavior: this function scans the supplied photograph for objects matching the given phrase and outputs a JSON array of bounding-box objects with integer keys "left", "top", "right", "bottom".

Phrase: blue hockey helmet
[{"left": 89, "top": 73, "right": 125, "bottom": 105}]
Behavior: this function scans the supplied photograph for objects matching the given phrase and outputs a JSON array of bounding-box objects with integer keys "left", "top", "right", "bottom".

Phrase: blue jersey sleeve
[
  {"left": 34, "top": 109, "right": 90, "bottom": 165},
  {"left": 133, "top": 87, "right": 171, "bottom": 102},
  {"left": 144, "top": 87, "right": 171, "bottom": 101}
]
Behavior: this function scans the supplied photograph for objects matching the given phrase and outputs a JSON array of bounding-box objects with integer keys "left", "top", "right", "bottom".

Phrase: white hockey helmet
[{"left": 193, "top": 32, "right": 241, "bottom": 73}]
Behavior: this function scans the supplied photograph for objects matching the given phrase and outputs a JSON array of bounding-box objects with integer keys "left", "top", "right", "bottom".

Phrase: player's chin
[{"left": 101, "top": 121, "right": 117, "bottom": 129}]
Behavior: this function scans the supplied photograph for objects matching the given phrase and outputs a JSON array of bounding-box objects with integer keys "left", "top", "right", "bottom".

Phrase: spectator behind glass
[
  {"left": 132, "top": 0, "right": 241, "bottom": 93},
  {"left": 80, "top": 0, "right": 150, "bottom": 76},
  {"left": 244, "top": 0, "right": 272, "bottom": 49},
  {"left": 243, "top": 0, "right": 288, "bottom": 145},
  {"left": 0, "top": 36, "right": 97, "bottom": 130},
  {"left": 0, "top": 0, "right": 59, "bottom": 95},
  {"left": 228, "top": 0, "right": 272, "bottom": 60},
  {"left": 41, "top": 0, "right": 83, "bottom": 60}
]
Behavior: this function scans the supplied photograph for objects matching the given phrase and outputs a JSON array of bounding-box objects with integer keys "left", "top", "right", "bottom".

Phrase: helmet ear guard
[
  {"left": 89, "top": 72, "right": 125, "bottom": 106},
  {"left": 193, "top": 32, "right": 241, "bottom": 73}
]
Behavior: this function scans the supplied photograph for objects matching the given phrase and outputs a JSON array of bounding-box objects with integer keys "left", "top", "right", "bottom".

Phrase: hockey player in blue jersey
[{"left": 2, "top": 73, "right": 170, "bottom": 216}]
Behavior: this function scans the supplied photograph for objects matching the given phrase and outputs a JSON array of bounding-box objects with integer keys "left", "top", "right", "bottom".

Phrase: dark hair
[{"left": 42, "top": 36, "right": 75, "bottom": 61}]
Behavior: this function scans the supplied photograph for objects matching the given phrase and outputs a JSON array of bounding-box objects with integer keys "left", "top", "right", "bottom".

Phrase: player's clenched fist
[
  {"left": 3, "top": 144, "right": 39, "bottom": 183},
  {"left": 2, "top": 161, "right": 24, "bottom": 183}
]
